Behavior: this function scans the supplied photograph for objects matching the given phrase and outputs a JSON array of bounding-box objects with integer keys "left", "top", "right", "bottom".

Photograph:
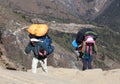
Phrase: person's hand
[
  {"left": 23, "top": 51, "right": 27, "bottom": 56},
  {"left": 78, "top": 44, "right": 82, "bottom": 47}
]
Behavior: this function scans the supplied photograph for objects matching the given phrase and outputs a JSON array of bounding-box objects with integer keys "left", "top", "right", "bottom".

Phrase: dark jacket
[
  {"left": 25, "top": 35, "right": 54, "bottom": 60},
  {"left": 25, "top": 42, "right": 47, "bottom": 59}
]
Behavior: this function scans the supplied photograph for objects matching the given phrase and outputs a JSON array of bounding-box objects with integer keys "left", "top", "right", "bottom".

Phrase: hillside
[
  {"left": 0, "top": 3, "right": 120, "bottom": 71},
  {"left": 0, "top": 66, "right": 120, "bottom": 84},
  {"left": 0, "top": 0, "right": 113, "bottom": 22},
  {"left": 0, "top": 4, "right": 83, "bottom": 70},
  {"left": 94, "top": 0, "right": 120, "bottom": 32},
  {"left": 49, "top": 25, "right": 120, "bottom": 70}
]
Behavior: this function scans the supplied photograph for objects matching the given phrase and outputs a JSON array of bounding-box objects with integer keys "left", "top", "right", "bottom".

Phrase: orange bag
[{"left": 27, "top": 24, "right": 48, "bottom": 36}]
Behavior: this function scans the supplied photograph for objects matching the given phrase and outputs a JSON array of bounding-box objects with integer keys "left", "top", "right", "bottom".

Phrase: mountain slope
[
  {"left": 94, "top": 0, "right": 120, "bottom": 32},
  {"left": 0, "top": 0, "right": 113, "bottom": 22},
  {"left": 0, "top": 1, "right": 120, "bottom": 71}
]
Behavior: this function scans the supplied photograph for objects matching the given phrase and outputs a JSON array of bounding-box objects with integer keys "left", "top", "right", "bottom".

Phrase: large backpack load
[
  {"left": 27, "top": 24, "right": 48, "bottom": 37},
  {"left": 25, "top": 24, "right": 54, "bottom": 59},
  {"left": 29, "top": 34, "right": 54, "bottom": 58},
  {"left": 76, "top": 28, "right": 97, "bottom": 45},
  {"left": 72, "top": 28, "right": 97, "bottom": 48},
  {"left": 72, "top": 28, "right": 97, "bottom": 60}
]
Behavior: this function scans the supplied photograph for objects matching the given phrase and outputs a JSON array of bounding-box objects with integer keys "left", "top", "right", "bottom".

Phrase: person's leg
[
  {"left": 82, "top": 58, "right": 87, "bottom": 71},
  {"left": 32, "top": 57, "right": 39, "bottom": 73},
  {"left": 39, "top": 58, "right": 48, "bottom": 73},
  {"left": 88, "top": 56, "right": 93, "bottom": 69}
]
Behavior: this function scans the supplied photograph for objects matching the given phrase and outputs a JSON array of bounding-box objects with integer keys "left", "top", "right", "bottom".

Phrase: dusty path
[{"left": 0, "top": 66, "right": 120, "bottom": 84}]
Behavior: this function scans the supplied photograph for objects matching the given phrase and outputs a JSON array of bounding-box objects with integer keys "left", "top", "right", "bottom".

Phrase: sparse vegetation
[
  {"left": 94, "top": 0, "right": 120, "bottom": 32},
  {"left": 49, "top": 30, "right": 75, "bottom": 52}
]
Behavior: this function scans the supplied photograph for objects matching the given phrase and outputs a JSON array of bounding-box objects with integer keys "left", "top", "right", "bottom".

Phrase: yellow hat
[{"left": 27, "top": 24, "right": 48, "bottom": 36}]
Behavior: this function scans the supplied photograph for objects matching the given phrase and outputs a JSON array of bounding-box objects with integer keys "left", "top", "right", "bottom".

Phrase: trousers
[
  {"left": 82, "top": 56, "right": 93, "bottom": 70},
  {"left": 32, "top": 57, "right": 48, "bottom": 73}
]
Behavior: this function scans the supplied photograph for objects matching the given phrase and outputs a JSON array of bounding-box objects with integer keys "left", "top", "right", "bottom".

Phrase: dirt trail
[{"left": 0, "top": 66, "right": 120, "bottom": 84}]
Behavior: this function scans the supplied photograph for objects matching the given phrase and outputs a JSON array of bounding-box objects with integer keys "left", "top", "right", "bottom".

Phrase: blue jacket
[{"left": 25, "top": 35, "right": 54, "bottom": 59}]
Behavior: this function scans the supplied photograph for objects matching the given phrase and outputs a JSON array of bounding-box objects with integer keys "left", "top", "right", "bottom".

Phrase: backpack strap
[
  {"left": 81, "top": 41, "right": 85, "bottom": 53},
  {"left": 82, "top": 41, "right": 95, "bottom": 56}
]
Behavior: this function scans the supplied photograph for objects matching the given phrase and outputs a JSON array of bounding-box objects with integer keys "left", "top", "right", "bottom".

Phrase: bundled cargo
[{"left": 27, "top": 24, "right": 48, "bottom": 37}]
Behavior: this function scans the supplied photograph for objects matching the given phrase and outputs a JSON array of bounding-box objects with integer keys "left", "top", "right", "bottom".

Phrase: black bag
[{"left": 76, "top": 28, "right": 97, "bottom": 45}]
